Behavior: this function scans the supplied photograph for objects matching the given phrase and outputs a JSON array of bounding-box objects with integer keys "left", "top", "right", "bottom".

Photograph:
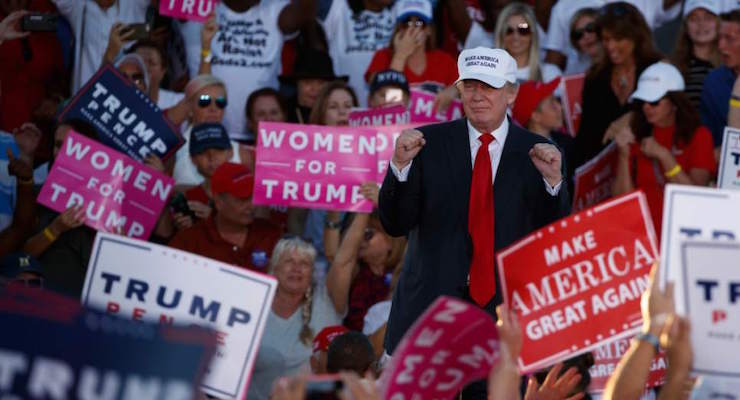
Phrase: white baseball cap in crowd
[
  {"left": 629, "top": 62, "right": 685, "bottom": 103},
  {"left": 454, "top": 47, "right": 517, "bottom": 89},
  {"left": 394, "top": 0, "right": 433, "bottom": 23},
  {"left": 683, "top": 0, "right": 720, "bottom": 17}
]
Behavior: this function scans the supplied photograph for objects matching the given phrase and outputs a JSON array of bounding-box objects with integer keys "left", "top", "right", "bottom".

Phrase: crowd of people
[{"left": 1, "top": 0, "right": 740, "bottom": 399}]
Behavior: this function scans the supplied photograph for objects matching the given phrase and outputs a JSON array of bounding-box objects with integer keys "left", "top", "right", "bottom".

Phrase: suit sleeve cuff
[
  {"left": 543, "top": 178, "right": 563, "bottom": 196},
  {"left": 390, "top": 161, "right": 412, "bottom": 182}
]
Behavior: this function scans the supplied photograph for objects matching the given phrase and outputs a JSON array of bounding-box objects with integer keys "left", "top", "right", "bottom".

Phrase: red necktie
[{"left": 468, "top": 133, "right": 495, "bottom": 307}]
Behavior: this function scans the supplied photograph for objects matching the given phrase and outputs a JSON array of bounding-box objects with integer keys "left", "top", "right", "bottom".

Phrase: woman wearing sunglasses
[
  {"left": 172, "top": 74, "right": 254, "bottom": 186},
  {"left": 612, "top": 62, "right": 715, "bottom": 235},
  {"left": 672, "top": 0, "right": 722, "bottom": 111},
  {"left": 492, "top": 2, "right": 561, "bottom": 83},
  {"left": 567, "top": 8, "right": 601, "bottom": 75},
  {"left": 364, "top": 0, "right": 458, "bottom": 111}
]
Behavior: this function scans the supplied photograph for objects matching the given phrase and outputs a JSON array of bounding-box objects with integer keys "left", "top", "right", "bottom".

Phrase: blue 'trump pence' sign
[{"left": 58, "top": 64, "right": 184, "bottom": 161}]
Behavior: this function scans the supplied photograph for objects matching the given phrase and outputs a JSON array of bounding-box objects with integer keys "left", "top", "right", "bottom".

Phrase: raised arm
[
  {"left": 603, "top": 265, "right": 674, "bottom": 400},
  {"left": 326, "top": 213, "right": 367, "bottom": 316},
  {"left": 378, "top": 129, "right": 424, "bottom": 236},
  {"left": 444, "top": 0, "right": 472, "bottom": 44}
]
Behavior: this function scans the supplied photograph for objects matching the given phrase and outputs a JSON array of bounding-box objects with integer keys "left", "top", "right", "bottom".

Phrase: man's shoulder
[
  {"left": 506, "top": 123, "right": 551, "bottom": 150},
  {"left": 169, "top": 219, "right": 211, "bottom": 249},
  {"left": 251, "top": 217, "right": 283, "bottom": 236},
  {"left": 705, "top": 66, "right": 735, "bottom": 84},
  {"left": 417, "top": 119, "right": 466, "bottom": 136}
]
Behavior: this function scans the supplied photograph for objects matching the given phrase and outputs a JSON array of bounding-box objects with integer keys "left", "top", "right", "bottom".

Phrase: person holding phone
[
  {"left": 51, "top": 0, "right": 149, "bottom": 93},
  {"left": 367, "top": 69, "right": 410, "bottom": 109},
  {"left": 0, "top": 3, "right": 65, "bottom": 133}
]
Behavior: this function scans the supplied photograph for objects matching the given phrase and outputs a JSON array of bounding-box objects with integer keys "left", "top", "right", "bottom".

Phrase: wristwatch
[
  {"left": 201, "top": 48, "right": 213, "bottom": 64},
  {"left": 634, "top": 332, "right": 660, "bottom": 353}
]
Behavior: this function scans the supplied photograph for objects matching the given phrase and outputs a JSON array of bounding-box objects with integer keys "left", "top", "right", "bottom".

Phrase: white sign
[
  {"left": 717, "top": 127, "right": 740, "bottom": 190},
  {"left": 680, "top": 241, "right": 740, "bottom": 378},
  {"left": 81, "top": 233, "right": 277, "bottom": 400},
  {"left": 659, "top": 185, "right": 740, "bottom": 314}
]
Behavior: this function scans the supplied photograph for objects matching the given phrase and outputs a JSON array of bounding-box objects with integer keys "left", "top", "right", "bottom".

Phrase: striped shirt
[{"left": 684, "top": 56, "right": 715, "bottom": 111}]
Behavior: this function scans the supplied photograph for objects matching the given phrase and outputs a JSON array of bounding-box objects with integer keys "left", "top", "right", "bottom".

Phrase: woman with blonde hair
[
  {"left": 247, "top": 237, "right": 354, "bottom": 400},
  {"left": 493, "top": 2, "right": 561, "bottom": 83}
]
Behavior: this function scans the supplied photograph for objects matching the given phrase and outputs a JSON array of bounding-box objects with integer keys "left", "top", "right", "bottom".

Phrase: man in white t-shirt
[
  {"left": 52, "top": 0, "right": 149, "bottom": 93},
  {"left": 320, "top": 0, "right": 396, "bottom": 107},
  {"left": 181, "top": 0, "right": 316, "bottom": 141},
  {"left": 543, "top": 0, "right": 681, "bottom": 71}
]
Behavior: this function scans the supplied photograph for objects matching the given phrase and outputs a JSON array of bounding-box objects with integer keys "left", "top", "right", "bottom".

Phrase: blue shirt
[{"left": 700, "top": 66, "right": 737, "bottom": 146}]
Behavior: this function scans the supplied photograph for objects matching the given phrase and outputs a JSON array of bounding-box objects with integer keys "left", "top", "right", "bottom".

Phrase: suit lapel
[{"left": 445, "top": 119, "right": 473, "bottom": 221}]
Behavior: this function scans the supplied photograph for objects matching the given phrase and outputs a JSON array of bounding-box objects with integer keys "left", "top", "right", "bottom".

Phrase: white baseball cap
[
  {"left": 683, "top": 0, "right": 720, "bottom": 17},
  {"left": 454, "top": 47, "right": 517, "bottom": 89},
  {"left": 394, "top": 0, "right": 433, "bottom": 23},
  {"left": 629, "top": 62, "right": 685, "bottom": 103}
]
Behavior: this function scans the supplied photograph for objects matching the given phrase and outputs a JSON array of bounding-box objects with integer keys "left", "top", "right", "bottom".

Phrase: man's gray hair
[{"left": 268, "top": 237, "right": 318, "bottom": 274}]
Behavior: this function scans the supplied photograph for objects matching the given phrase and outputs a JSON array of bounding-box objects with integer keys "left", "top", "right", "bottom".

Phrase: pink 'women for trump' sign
[
  {"left": 409, "top": 88, "right": 464, "bottom": 122},
  {"left": 37, "top": 131, "right": 174, "bottom": 239},
  {"left": 349, "top": 104, "right": 410, "bottom": 127},
  {"left": 253, "top": 122, "right": 377, "bottom": 212}
]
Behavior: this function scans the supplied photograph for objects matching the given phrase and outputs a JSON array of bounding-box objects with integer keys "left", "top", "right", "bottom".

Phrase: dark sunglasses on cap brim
[{"left": 198, "top": 94, "right": 228, "bottom": 109}]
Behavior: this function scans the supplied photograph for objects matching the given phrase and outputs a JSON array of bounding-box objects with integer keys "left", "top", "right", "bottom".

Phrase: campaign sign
[
  {"left": 497, "top": 191, "right": 658, "bottom": 373},
  {"left": 588, "top": 334, "right": 666, "bottom": 393},
  {"left": 561, "top": 74, "right": 584, "bottom": 137},
  {"left": 374, "top": 124, "right": 420, "bottom": 183},
  {"left": 159, "top": 0, "right": 218, "bottom": 22},
  {"left": 380, "top": 296, "right": 501, "bottom": 400},
  {"left": 81, "top": 233, "right": 278, "bottom": 400},
  {"left": 37, "top": 132, "right": 173, "bottom": 239},
  {"left": 572, "top": 142, "right": 618, "bottom": 212},
  {"left": 679, "top": 241, "right": 740, "bottom": 378},
  {"left": 0, "top": 134, "right": 20, "bottom": 223},
  {"left": 717, "top": 127, "right": 740, "bottom": 190},
  {"left": 408, "top": 88, "right": 463, "bottom": 123},
  {"left": 58, "top": 64, "right": 184, "bottom": 162},
  {"left": 349, "top": 104, "right": 410, "bottom": 127},
  {"left": 658, "top": 185, "right": 740, "bottom": 314},
  {"left": 254, "top": 122, "right": 377, "bottom": 212},
  {"left": 0, "top": 287, "right": 216, "bottom": 400}
]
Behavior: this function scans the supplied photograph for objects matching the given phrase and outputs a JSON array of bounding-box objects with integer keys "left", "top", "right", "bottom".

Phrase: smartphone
[
  {"left": 21, "top": 14, "right": 58, "bottom": 32},
  {"left": 384, "top": 88, "right": 404, "bottom": 104},
  {"left": 305, "top": 375, "right": 343, "bottom": 400},
  {"left": 122, "top": 23, "right": 150, "bottom": 40},
  {"left": 169, "top": 192, "right": 195, "bottom": 219}
]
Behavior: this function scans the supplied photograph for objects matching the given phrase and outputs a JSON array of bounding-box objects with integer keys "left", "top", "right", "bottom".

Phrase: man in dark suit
[{"left": 379, "top": 47, "right": 571, "bottom": 398}]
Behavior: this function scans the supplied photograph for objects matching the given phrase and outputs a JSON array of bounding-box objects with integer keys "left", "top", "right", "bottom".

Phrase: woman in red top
[
  {"left": 613, "top": 62, "right": 716, "bottom": 233},
  {"left": 364, "top": 0, "right": 457, "bottom": 96}
]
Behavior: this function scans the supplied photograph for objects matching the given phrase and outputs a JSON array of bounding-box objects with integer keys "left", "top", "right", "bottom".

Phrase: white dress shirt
[{"left": 390, "top": 118, "right": 562, "bottom": 195}]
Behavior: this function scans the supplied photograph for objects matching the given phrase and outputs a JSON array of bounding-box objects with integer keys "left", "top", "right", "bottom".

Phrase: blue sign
[
  {"left": 58, "top": 64, "right": 184, "bottom": 161},
  {"left": 0, "top": 288, "right": 216, "bottom": 399}
]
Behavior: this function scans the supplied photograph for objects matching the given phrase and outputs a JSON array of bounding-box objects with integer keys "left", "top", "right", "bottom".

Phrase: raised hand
[
  {"left": 529, "top": 143, "right": 562, "bottom": 187},
  {"left": 392, "top": 129, "right": 425, "bottom": 170}
]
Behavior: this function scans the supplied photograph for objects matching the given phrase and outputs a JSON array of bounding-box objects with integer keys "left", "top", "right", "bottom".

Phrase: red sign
[
  {"left": 572, "top": 142, "right": 618, "bottom": 212},
  {"left": 497, "top": 191, "right": 659, "bottom": 373},
  {"left": 380, "top": 296, "right": 500, "bottom": 400},
  {"left": 588, "top": 335, "right": 666, "bottom": 394},
  {"left": 562, "top": 74, "right": 584, "bottom": 137}
]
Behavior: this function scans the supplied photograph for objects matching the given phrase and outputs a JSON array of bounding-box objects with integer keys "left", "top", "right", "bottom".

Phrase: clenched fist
[
  {"left": 392, "top": 129, "right": 426, "bottom": 170},
  {"left": 529, "top": 143, "right": 562, "bottom": 187}
]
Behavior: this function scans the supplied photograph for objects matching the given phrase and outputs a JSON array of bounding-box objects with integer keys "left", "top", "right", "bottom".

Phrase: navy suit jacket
[{"left": 379, "top": 118, "right": 571, "bottom": 353}]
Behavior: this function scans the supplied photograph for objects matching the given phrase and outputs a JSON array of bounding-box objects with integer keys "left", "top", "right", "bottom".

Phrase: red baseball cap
[
  {"left": 312, "top": 325, "right": 349, "bottom": 353},
  {"left": 512, "top": 77, "right": 561, "bottom": 128},
  {"left": 211, "top": 162, "right": 254, "bottom": 199}
]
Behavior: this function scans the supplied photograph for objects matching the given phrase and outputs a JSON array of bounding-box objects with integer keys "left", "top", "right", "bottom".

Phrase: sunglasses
[
  {"left": 505, "top": 23, "right": 531, "bottom": 36},
  {"left": 363, "top": 228, "right": 377, "bottom": 241},
  {"left": 401, "top": 19, "right": 426, "bottom": 28},
  {"left": 199, "top": 94, "right": 228, "bottom": 109},
  {"left": 572, "top": 22, "right": 596, "bottom": 41},
  {"left": 125, "top": 73, "right": 145, "bottom": 87}
]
